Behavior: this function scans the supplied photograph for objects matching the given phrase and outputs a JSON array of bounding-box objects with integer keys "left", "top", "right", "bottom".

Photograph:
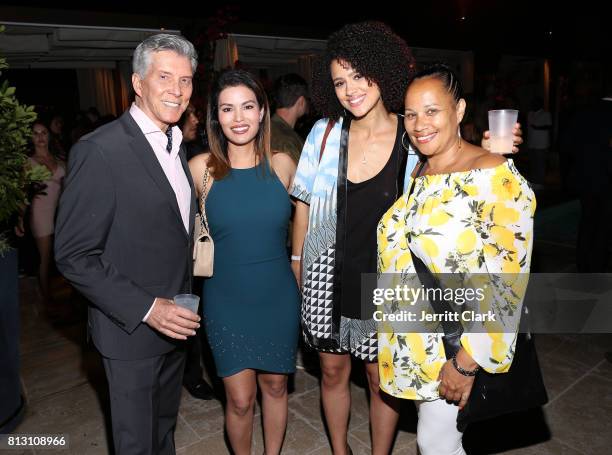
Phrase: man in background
[
  {"left": 270, "top": 73, "right": 309, "bottom": 163},
  {"left": 527, "top": 96, "right": 552, "bottom": 189}
]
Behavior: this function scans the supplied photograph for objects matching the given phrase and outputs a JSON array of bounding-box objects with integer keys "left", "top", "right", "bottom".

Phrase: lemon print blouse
[{"left": 376, "top": 159, "right": 536, "bottom": 400}]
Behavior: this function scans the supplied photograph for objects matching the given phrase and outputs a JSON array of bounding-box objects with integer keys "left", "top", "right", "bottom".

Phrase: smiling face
[
  {"left": 132, "top": 50, "right": 193, "bottom": 131},
  {"left": 403, "top": 76, "right": 465, "bottom": 157},
  {"left": 330, "top": 59, "right": 382, "bottom": 119},
  {"left": 217, "top": 84, "right": 264, "bottom": 147}
]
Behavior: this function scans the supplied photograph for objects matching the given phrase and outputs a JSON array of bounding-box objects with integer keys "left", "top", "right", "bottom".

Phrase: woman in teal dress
[{"left": 188, "top": 70, "right": 299, "bottom": 455}]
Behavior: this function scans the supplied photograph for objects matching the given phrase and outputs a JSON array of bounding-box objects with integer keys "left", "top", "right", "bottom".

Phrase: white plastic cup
[
  {"left": 488, "top": 109, "right": 518, "bottom": 154},
  {"left": 173, "top": 294, "right": 200, "bottom": 314}
]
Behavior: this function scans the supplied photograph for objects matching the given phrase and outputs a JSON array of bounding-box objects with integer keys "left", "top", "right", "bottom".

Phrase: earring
[
  {"left": 457, "top": 126, "right": 462, "bottom": 138},
  {"left": 401, "top": 131, "right": 412, "bottom": 152}
]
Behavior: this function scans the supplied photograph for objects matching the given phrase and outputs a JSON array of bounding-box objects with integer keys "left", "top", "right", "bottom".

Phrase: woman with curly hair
[
  {"left": 291, "top": 22, "right": 415, "bottom": 454},
  {"left": 290, "top": 22, "right": 522, "bottom": 454}
]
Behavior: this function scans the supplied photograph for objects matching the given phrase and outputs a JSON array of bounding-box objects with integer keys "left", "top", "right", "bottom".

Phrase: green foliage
[{"left": 0, "top": 25, "right": 49, "bottom": 254}]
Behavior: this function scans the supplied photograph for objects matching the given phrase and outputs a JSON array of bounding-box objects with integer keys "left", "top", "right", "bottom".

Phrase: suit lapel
[
  {"left": 121, "top": 113, "right": 185, "bottom": 234},
  {"left": 179, "top": 145, "right": 196, "bottom": 238}
]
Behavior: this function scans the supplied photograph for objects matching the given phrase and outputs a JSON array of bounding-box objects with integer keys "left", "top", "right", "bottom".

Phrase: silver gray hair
[{"left": 132, "top": 33, "right": 198, "bottom": 78}]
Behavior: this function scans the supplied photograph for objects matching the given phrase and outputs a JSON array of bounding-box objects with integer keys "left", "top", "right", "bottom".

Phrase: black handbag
[
  {"left": 411, "top": 252, "right": 548, "bottom": 431},
  {"left": 456, "top": 331, "right": 548, "bottom": 431},
  {"left": 406, "top": 160, "right": 548, "bottom": 432}
]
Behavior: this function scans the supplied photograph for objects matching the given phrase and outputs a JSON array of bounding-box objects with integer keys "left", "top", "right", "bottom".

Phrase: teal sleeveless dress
[{"left": 202, "top": 164, "right": 300, "bottom": 377}]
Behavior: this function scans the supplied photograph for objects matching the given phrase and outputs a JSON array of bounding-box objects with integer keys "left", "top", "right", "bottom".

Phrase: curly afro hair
[{"left": 311, "top": 21, "right": 414, "bottom": 120}]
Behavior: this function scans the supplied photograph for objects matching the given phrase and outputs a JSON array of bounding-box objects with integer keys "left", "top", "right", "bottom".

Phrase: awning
[{"left": 0, "top": 21, "right": 179, "bottom": 68}]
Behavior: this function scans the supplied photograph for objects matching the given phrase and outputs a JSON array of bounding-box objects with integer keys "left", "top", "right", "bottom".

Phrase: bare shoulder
[
  {"left": 271, "top": 151, "right": 296, "bottom": 190},
  {"left": 188, "top": 152, "right": 213, "bottom": 194},
  {"left": 189, "top": 152, "right": 212, "bottom": 175},
  {"left": 470, "top": 147, "right": 506, "bottom": 170},
  {"left": 271, "top": 151, "right": 296, "bottom": 170},
  {"left": 188, "top": 151, "right": 211, "bottom": 168}
]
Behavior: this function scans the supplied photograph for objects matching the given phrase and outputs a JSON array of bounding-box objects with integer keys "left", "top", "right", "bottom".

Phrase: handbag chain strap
[
  {"left": 405, "top": 159, "right": 464, "bottom": 358},
  {"left": 199, "top": 167, "right": 210, "bottom": 233}
]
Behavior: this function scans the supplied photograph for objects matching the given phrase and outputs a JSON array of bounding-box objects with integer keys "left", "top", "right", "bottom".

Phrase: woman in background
[{"left": 28, "top": 120, "right": 65, "bottom": 303}]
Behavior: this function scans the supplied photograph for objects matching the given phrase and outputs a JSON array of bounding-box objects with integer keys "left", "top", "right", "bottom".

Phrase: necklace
[{"left": 361, "top": 148, "right": 368, "bottom": 165}]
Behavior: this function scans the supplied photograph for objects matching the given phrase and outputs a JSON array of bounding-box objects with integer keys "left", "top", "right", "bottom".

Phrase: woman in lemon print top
[{"left": 376, "top": 64, "right": 535, "bottom": 455}]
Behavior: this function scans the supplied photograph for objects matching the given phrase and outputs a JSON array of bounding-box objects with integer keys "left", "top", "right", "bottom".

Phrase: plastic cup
[
  {"left": 173, "top": 294, "right": 200, "bottom": 314},
  {"left": 488, "top": 109, "right": 518, "bottom": 154}
]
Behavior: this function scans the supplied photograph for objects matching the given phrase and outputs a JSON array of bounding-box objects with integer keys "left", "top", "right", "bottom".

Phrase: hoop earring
[{"left": 401, "top": 131, "right": 411, "bottom": 152}]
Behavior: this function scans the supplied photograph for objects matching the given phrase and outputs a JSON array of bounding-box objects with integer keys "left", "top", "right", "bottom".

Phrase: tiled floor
[
  {"left": 8, "top": 275, "right": 612, "bottom": 455},
  {"left": 7, "top": 190, "right": 612, "bottom": 454}
]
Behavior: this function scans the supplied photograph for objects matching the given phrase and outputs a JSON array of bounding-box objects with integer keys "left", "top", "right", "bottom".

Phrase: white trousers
[{"left": 416, "top": 399, "right": 466, "bottom": 455}]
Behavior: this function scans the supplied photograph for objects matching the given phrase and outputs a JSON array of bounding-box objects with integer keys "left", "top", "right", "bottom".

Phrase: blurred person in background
[
  {"left": 270, "top": 73, "right": 309, "bottom": 164},
  {"left": 527, "top": 96, "right": 552, "bottom": 189},
  {"left": 27, "top": 120, "right": 65, "bottom": 305},
  {"left": 180, "top": 103, "right": 208, "bottom": 161}
]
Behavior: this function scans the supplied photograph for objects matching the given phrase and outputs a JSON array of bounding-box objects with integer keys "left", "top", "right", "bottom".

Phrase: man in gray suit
[{"left": 55, "top": 34, "right": 200, "bottom": 455}]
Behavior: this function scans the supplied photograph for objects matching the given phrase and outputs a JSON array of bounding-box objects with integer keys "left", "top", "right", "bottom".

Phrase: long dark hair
[
  {"left": 206, "top": 69, "right": 271, "bottom": 180},
  {"left": 28, "top": 120, "right": 50, "bottom": 157}
]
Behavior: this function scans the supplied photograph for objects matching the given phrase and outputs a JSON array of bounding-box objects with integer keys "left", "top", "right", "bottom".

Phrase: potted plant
[{"left": 0, "top": 24, "right": 49, "bottom": 433}]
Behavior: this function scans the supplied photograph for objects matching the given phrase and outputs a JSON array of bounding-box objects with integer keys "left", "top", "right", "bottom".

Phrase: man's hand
[
  {"left": 145, "top": 298, "right": 200, "bottom": 340},
  {"left": 437, "top": 349, "right": 477, "bottom": 410},
  {"left": 482, "top": 122, "right": 523, "bottom": 154}
]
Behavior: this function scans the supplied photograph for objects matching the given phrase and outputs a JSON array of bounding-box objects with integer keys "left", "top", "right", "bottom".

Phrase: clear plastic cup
[
  {"left": 488, "top": 109, "right": 518, "bottom": 154},
  {"left": 173, "top": 294, "right": 200, "bottom": 314}
]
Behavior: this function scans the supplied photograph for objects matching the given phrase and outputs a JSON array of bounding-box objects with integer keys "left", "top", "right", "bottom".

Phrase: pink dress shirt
[{"left": 129, "top": 104, "right": 192, "bottom": 322}]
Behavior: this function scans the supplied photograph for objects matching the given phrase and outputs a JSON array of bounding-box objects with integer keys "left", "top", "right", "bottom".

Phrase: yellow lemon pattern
[
  {"left": 378, "top": 346, "right": 396, "bottom": 388},
  {"left": 376, "top": 160, "right": 535, "bottom": 400}
]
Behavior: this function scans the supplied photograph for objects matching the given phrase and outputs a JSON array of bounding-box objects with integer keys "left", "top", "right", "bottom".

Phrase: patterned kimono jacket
[{"left": 291, "top": 117, "right": 417, "bottom": 350}]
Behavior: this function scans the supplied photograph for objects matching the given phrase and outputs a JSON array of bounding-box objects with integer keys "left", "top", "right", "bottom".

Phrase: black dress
[{"left": 319, "top": 116, "right": 404, "bottom": 361}]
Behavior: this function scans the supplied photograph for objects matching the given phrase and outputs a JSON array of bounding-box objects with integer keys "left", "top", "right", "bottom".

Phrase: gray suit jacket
[{"left": 55, "top": 111, "right": 196, "bottom": 360}]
